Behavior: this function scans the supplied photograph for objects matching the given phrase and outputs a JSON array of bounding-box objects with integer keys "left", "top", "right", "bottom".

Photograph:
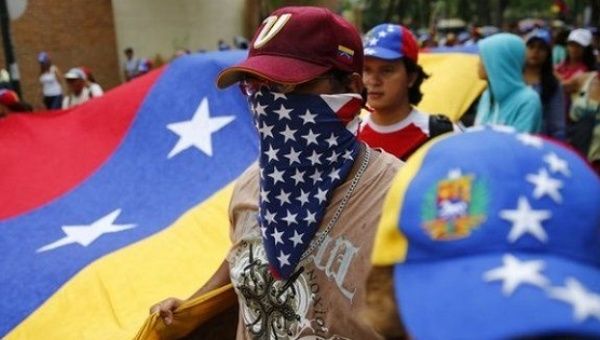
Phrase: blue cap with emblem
[{"left": 372, "top": 126, "right": 600, "bottom": 339}]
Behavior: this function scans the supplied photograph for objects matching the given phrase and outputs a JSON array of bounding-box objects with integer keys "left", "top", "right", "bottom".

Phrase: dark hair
[
  {"left": 7, "top": 101, "right": 33, "bottom": 112},
  {"left": 402, "top": 58, "right": 430, "bottom": 105},
  {"left": 527, "top": 39, "right": 559, "bottom": 110},
  {"left": 329, "top": 69, "right": 368, "bottom": 105},
  {"left": 566, "top": 44, "right": 597, "bottom": 71}
]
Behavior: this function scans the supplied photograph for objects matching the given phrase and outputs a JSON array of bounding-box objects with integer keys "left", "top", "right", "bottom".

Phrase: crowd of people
[{"left": 147, "top": 5, "right": 600, "bottom": 340}]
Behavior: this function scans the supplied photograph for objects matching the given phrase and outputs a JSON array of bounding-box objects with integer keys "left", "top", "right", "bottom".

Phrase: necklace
[{"left": 298, "top": 145, "right": 371, "bottom": 265}]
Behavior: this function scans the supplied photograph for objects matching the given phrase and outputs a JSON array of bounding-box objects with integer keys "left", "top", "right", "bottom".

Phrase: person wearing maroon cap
[
  {"left": 150, "top": 6, "right": 402, "bottom": 339},
  {"left": 359, "top": 24, "right": 456, "bottom": 162}
]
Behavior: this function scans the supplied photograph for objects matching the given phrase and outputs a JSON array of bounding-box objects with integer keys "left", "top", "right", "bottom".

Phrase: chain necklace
[{"left": 298, "top": 145, "right": 371, "bottom": 265}]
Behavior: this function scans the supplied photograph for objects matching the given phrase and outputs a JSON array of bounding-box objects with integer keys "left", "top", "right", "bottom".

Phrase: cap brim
[
  {"left": 394, "top": 253, "right": 600, "bottom": 339},
  {"left": 364, "top": 47, "right": 404, "bottom": 60},
  {"left": 216, "top": 54, "right": 331, "bottom": 89}
]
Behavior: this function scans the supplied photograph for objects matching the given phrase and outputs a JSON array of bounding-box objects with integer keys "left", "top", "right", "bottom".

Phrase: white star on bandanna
[
  {"left": 490, "top": 125, "right": 516, "bottom": 134},
  {"left": 329, "top": 168, "right": 341, "bottom": 181},
  {"left": 364, "top": 48, "right": 376, "bottom": 55},
  {"left": 275, "top": 189, "right": 291, "bottom": 205},
  {"left": 271, "top": 228, "right": 284, "bottom": 245},
  {"left": 310, "top": 169, "right": 323, "bottom": 183},
  {"left": 308, "top": 150, "right": 322, "bottom": 165},
  {"left": 516, "top": 134, "right": 544, "bottom": 148},
  {"left": 304, "top": 210, "right": 317, "bottom": 224},
  {"left": 544, "top": 152, "right": 571, "bottom": 177},
  {"left": 315, "top": 188, "right": 328, "bottom": 203},
  {"left": 378, "top": 31, "right": 387, "bottom": 38},
  {"left": 387, "top": 25, "right": 395, "bottom": 32},
  {"left": 265, "top": 145, "right": 280, "bottom": 162},
  {"left": 526, "top": 168, "right": 564, "bottom": 203},
  {"left": 284, "top": 147, "right": 302, "bottom": 165},
  {"left": 281, "top": 125, "right": 297, "bottom": 143},
  {"left": 343, "top": 150, "right": 354, "bottom": 160},
  {"left": 268, "top": 167, "right": 285, "bottom": 184},
  {"left": 259, "top": 123, "right": 274, "bottom": 139},
  {"left": 254, "top": 103, "right": 267, "bottom": 116},
  {"left": 499, "top": 196, "right": 552, "bottom": 243},
  {"left": 483, "top": 254, "right": 549, "bottom": 296},
  {"left": 37, "top": 209, "right": 136, "bottom": 252},
  {"left": 291, "top": 169, "right": 305, "bottom": 185},
  {"left": 274, "top": 104, "right": 293, "bottom": 120},
  {"left": 289, "top": 230, "right": 304, "bottom": 247},
  {"left": 327, "top": 150, "right": 340, "bottom": 163},
  {"left": 302, "top": 129, "right": 320, "bottom": 146},
  {"left": 264, "top": 210, "right": 277, "bottom": 225},
  {"left": 277, "top": 251, "right": 291, "bottom": 267},
  {"left": 260, "top": 189, "right": 271, "bottom": 203},
  {"left": 299, "top": 109, "right": 317, "bottom": 124},
  {"left": 297, "top": 189, "right": 310, "bottom": 206},
  {"left": 273, "top": 92, "right": 287, "bottom": 101},
  {"left": 325, "top": 133, "right": 338, "bottom": 147},
  {"left": 368, "top": 37, "right": 379, "bottom": 46},
  {"left": 549, "top": 278, "right": 600, "bottom": 322},
  {"left": 167, "top": 97, "right": 235, "bottom": 158},
  {"left": 282, "top": 210, "right": 298, "bottom": 226}
]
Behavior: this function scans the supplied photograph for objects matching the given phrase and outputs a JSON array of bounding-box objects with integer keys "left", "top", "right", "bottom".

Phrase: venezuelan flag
[{"left": 0, "top": 50, "right": 484, "bottom": 339}]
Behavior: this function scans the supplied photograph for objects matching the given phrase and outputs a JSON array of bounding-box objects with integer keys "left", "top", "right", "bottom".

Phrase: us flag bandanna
[{"left": 249, "top": 89, "right": 363, "bottom": 280}]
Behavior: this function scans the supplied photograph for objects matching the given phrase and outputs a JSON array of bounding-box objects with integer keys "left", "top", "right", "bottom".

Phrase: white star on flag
[
  {"left": 544, "top": 152, "right": 571, "bottom": 177},
  {"left": 369, "top": 37, "right": 379, "bottom": 46},
  {"left": 499, "top": 196, "right": 552, "bottom": 243},
  {"left": 277, "top": 251, "right": 291, "bottom": 267},
  {"left": 299, "top": 109, "right": 317, "bottom": 124},
  {"left": 343, "top": 150, "right": 354, "bottom": 160},
  {"left": 327, "top": 150, "right": 340, "bottom": 163},
  {"left": 364, "top": 48, "right": 376, "bottom": 55},
  {"left": 167, "top": 97, "right": 235, "bottom": 158},
  {"left": 526, "top": 168, "right": 563, "bottom": 203},
  {"left": 387, "top": 25, "right": 395, "bottom": 32},
  {"left": 516, "top": 134, "right": 544, "bottom": 149},
  {"left": 548, "top": 278, "right": 600, "bottom": 322},
  {"left": 289, "top": 230, "right": 304, "bottom": 247},
  {"left": 271, "top": 228, "right": 284, "bottom": 245},
  {"left": 37, "top": 209, "right": 136, "bottom": 253},
  {"left": 274, "top": 104, "right": 292, "bottom": 120},
  {"left": 448, "top": 168, "right": 463, "bottom": 179},
  {"left": 490, "top": 125, "right": 516, "bottom": 134},
  {"left": 378, "top": 31, "right": 387, "bottom": 38},
  {"left": 483, "top": 254, "right": 549, "bottom": 296}
]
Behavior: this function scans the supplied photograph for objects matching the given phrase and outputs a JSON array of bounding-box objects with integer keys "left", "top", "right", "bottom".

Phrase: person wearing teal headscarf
[{"left": 475, "top": 33, "right": 542, "bottom": 133}]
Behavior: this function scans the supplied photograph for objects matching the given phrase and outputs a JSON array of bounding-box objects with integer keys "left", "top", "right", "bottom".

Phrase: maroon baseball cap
[{"left": 216, "top": 6, "right": 363, "bottom": 88}]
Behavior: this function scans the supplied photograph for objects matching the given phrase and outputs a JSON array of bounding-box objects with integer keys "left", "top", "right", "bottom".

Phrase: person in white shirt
[
  {"left": 38, "top": 52, "right": 64, "bottom": 110},
  {"left": 62, "top": 68, "right": 100, "bottom": 109},
  {"left": 123, "top": 47, "right": 140, "bottom": 81}
]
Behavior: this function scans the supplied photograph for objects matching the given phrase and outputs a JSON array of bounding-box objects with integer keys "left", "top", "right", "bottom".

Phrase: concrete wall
[{"left": 112, "top": 0, "right": 245, "bottom": 80}]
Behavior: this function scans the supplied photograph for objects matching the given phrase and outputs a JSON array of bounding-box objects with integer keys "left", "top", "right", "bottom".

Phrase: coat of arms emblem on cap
[{"left": 422, "top": 169, "right": 488, "bottom": 240}]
